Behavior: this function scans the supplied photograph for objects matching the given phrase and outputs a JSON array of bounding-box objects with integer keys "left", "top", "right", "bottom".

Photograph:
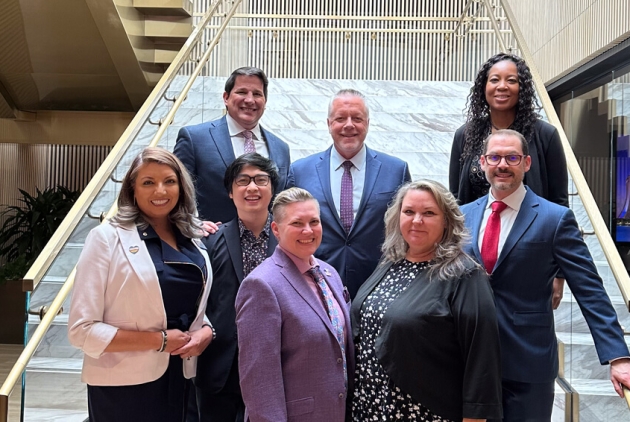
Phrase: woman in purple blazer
[{"left": 235, "top": 188, "right": 354, "bottom": 422}]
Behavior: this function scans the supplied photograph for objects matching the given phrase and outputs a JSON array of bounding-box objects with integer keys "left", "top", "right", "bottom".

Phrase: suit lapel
[
  {"left": 274, "top": 250, "right": 335, "bottom": 335},
  {"left": 223, "top": 221, "right": 245, "bottom": 283},
  {"left": 266, "top": 232, "right": 278, "bottom": 257},
  {"left": 209, "top": 116, "right": 235, "bottom": 167},
  {"left": 466, "top": 197, "right": 487, "bottom": 263},
  {"left": 495, "top": 189, "right": 539, "bottom": 270},
  {"left": 316, "top": 148, "right": 345, "bottom": 234},
  {"left": 354, "top": 147, "right": 380, "bottom": 227},
  {"left": 116, "top": 225, "right": 163, "bottom": 303}
]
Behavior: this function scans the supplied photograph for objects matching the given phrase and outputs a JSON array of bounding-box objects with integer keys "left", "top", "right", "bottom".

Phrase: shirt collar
[
  {"left": 277, "top": 245, "right": 316, "bottom": 274},
  {"left": 226, "top": 113, "right": 263, "bottom": 142},
  {"left": 330, "top": 143, "right": 366, "bottom": 172},
  {"left": 238, "top": 213, "right": 272, "bottom": 239},
  {"left": 486, "top": 183, "right": 527, "bottom": 212}
]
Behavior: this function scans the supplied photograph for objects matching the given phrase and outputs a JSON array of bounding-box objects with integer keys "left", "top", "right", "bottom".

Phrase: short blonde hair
[{"left": 272, "top": 187, "right": 319, "bottom": 223}]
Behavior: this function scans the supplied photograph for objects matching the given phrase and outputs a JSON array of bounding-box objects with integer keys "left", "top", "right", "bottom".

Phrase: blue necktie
[{"left": 307, "top": 266, "right": 347, "bottom": 386}]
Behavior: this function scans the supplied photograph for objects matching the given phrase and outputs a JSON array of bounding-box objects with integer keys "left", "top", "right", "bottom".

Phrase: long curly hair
[{"left": 462, "top": 53, "right": 540, "bottom": 161}]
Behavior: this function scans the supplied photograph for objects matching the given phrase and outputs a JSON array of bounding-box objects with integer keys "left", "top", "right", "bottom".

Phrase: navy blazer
[
  {"left": 195, "top": 218, "right": 277, "bottom": 393},
  {"left": 461, "top": 188, "right": 629, "bottom": 383},
  {"left": 174, "top": 115, "right": 291, "bottom": 223},
  {"left": 287, "top": 146, "right": 411, "bottom": 298}
]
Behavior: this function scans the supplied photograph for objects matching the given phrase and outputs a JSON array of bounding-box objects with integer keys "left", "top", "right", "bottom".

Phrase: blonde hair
[
  {"left": 382, "top": 179, "right": 478, "bottom": 281},
  {"left": 272, "top": 187, "right": 320, "bottom": 223}
]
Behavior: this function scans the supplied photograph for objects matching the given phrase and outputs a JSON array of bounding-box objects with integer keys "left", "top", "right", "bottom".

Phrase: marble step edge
[
  {"left": 26, "top": 356, "right": 82, "bottom": 374},
  {"left": 22, "top": 408, "right": 87, "bottom": 422}
]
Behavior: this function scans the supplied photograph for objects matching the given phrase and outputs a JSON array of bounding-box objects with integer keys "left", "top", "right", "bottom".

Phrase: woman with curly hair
[
  {"left": 351, "top": 180, "right": 502, "bottom": 422},
  {"left": 449, "top": 53, "right": 568, "bottom": 207},
  {"left": 449, "top": 53, "right": 569, "bottom": 308}
]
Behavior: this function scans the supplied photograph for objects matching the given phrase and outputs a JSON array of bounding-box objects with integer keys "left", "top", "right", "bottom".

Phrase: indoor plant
[{"left": 0, "top": 186, "right": 80, "bottom": 343}]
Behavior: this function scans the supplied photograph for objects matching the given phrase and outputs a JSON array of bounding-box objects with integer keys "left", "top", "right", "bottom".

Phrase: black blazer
[
  {"left": 449, "top": 119, "right": 568, "bottom": 207},
  {"left": 351, "top": 258, "right": 502, "bottom": 421},
  {"left": 195, "top": 218, "right": 278, "bottom": 393}
]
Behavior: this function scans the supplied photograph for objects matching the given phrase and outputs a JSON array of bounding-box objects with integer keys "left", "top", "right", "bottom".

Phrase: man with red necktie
[{"left": 460, "top": 129, "right": 630, "bottom": 421}]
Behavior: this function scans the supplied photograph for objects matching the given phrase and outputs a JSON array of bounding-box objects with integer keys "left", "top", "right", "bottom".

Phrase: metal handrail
[
  {"left": 20, "top": 0, "right": 225, "bottom": 292},
  {"left": 0, "top": 0, "right": 243, "bottom": 419},
  {"left": 498, "top": 0, "right": 630, "bottom": 411}
]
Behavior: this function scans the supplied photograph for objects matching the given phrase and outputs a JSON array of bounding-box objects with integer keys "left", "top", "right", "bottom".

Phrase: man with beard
[{"left": 460, "top": 129, "right": 630, "bottom": 421}]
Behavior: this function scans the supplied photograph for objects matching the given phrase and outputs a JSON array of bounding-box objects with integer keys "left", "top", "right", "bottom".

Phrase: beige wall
[{"left": 504, "top": 0, "right": 630, "bottom": 84}]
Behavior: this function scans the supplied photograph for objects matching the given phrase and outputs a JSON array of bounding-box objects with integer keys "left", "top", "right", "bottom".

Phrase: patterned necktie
[
  {"left": 481, "top": 201, "right": 508, "bottom": 273},
  {"left": 340, "top": 161, "right": 354, "bottom": 233},
  {"left": 243, "top": 130, "right": 256, "bottom": 154},
  {"left": 307, "top": 266, "right": 347, "bottom": 386}
]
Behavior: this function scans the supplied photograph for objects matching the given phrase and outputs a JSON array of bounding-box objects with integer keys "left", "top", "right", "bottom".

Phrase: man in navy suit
[
  {"left": 287, "top": 89, "right": 411, "bottom": 298},
  {"left": 174, "top": 66, "right": 290, "bottom": 230},
  {"left": 460, "top": 129, "right": 630, "bottom": 421},
  {"left": 196, "top": 153, "right": 279, "bottom": 422}
]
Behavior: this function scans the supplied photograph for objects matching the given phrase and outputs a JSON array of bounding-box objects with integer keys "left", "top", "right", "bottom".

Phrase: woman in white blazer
[{"left": 68, "top": 147, "right": 214, "bottom": 422}]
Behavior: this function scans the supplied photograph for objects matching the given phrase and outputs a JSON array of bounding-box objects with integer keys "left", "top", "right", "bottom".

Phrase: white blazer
[{"left": 68, "top": 221, "right": 213, "bottom": 386}]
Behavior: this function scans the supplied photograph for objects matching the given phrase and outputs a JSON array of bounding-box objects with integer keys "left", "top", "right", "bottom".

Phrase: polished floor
[{"left": 0, "top": 344, "right": 24, "bottom": 422}]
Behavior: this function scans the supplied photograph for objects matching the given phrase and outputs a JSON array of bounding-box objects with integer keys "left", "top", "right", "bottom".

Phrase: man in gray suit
[
  {"left": 287, "top": 89, "right": 411, "bottom": 298},
  {"left": 174, "top": 66, "right": 290, "bottom": 230}
]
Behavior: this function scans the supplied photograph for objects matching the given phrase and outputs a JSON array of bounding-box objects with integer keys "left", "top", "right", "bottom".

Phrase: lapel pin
[
  {"left": 324, "top": 268, "right": 332, "bottom": 276},
  {"left": 129, "top": 246, "right": 139, "bottom": 254}
]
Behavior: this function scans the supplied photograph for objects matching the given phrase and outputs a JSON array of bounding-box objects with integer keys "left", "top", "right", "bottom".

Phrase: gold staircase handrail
[
  {"left": 0, "top": 1, "right": 245, "bottom": 420},
  {"left": 498, "top": 0, "right": 630, "bottom": 411},
  {"left": 20, "top": 0, "right": 225, "bottom": 292}
]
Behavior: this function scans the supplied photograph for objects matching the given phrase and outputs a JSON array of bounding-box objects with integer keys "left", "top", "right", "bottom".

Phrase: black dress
[
  {"left": 87, "top": 226, "right": 206, "bottom": 422},
  {"left": 352, "top": 260, "right": 453, "bottom": 422}
]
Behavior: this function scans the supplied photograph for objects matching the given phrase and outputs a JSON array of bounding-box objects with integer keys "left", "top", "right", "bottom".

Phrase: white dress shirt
[
  {"left": 330, "top": 145, "right": 367, "bottom": 221},
  {"left": 226, "top": 114, "right": 270, "bottom": 158},
  {"left": 477, "top": 184, "right": 527, "bottom": 256}
]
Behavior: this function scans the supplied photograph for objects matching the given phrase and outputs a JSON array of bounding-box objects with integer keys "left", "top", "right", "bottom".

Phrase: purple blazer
[{"left": 235, "top": 247, "right": 354, "bottom": 422}]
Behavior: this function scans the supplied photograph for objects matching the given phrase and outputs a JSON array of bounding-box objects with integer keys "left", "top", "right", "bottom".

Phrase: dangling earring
[{"left": 133, "top": 196, "right": 137, "bottom": 206}]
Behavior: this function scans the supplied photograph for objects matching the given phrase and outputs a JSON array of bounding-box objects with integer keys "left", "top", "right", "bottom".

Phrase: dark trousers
[
  {"left": 488, "top": 379, "right": 555, "bottom": 422},
  {"left": 196, "top": 355, "right": 244, "bottom": 422}
]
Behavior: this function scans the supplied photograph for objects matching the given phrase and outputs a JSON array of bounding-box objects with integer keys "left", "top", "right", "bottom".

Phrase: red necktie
[{"left": 481, "top": 201, "right": 508, "bottom": 273}]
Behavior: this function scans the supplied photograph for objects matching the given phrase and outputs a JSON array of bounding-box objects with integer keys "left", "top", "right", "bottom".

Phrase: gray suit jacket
[
  {"left": 235, "top": 248, "right": 354, "bottom": 422},
  {"left": 174, "top": 115, "right": 290, "bottom": 223}
]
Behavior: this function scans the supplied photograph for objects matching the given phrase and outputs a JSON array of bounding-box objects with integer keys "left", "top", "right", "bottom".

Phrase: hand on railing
[
  {"left": 610, "top": 358, "right": 630, "bottom": 400},
  {"left": 625, "top": 386, "right": 630, "bottom": 409}
]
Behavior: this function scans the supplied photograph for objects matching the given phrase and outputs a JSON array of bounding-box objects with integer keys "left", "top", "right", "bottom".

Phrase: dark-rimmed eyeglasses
[
  {"left": 234, "top": 174, "right": 271, "bottom": 186},
  {"left": 483, "top": 154, "right": 525, "bottom": 166}
]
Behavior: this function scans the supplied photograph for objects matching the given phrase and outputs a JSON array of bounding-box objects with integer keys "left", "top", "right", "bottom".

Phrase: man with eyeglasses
[
  {"left": 174, "top": 67, "right": 290, "bottom": 233},
  {"left": 460, "top": 129, "right": 630, "bottom": 421},
  {"left": 195, "top": 153, "right": 280, "bottom": 422}
]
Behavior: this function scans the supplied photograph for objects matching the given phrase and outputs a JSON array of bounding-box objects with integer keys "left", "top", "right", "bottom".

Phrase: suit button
[
  {"left": 337, "top": 358, "right": 342, "bottom": 364},
  {"left": 339, "top": 393, "right": 344, "bottom": 399}
]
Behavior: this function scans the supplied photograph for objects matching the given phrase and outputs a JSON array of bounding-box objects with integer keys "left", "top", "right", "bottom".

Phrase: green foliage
[{"left": 0, "top": 186, "right": 80, "bottom": 283}]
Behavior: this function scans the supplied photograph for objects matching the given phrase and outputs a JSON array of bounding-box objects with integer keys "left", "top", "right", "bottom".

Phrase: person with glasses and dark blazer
[
  {"left": 195, "top": 153, "right": 279, "bottom": 422},
  {"left": 449, "top": 53, "right": 569, "bottom": 310}
]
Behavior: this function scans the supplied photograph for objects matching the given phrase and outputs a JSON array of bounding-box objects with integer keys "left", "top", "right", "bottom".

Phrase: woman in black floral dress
[{"left": 351, "top": 180, "right": 502, "bottom": 422}]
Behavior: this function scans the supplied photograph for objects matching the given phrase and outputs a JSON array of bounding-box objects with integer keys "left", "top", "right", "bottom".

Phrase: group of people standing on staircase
[{"left": 68, "top": 54, "right": 630, "bottom": 422}]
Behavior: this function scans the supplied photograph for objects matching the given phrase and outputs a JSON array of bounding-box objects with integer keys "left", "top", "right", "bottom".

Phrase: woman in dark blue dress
[{"left": 69, "top": 147, "right": 214, "bottom": 422}]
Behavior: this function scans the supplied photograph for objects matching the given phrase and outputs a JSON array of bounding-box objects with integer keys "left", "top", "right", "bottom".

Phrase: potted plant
[{"left": 0, "top": 186, "right": 80, "bottom": 343}]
